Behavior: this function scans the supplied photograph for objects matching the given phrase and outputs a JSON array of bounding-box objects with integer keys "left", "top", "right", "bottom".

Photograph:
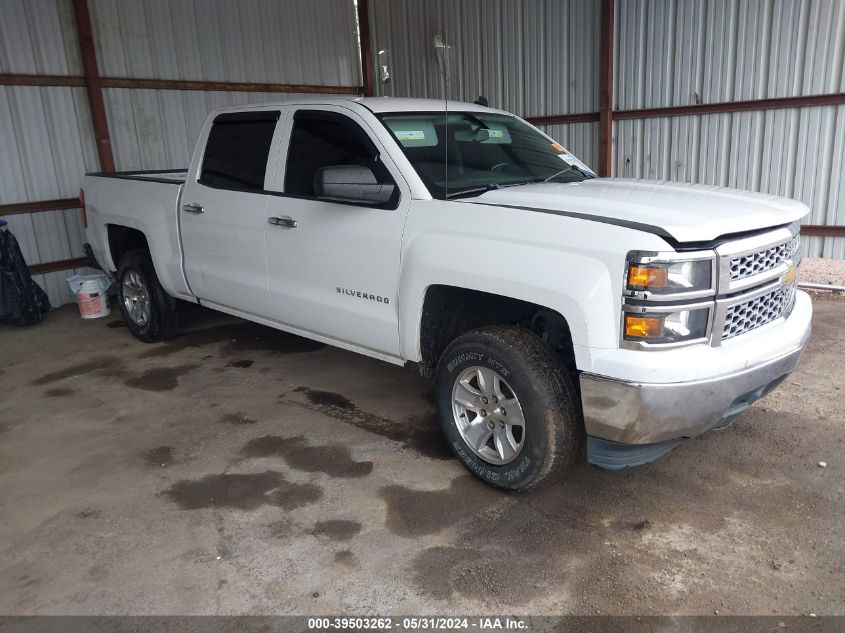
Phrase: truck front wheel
[
  {"left": 435, "top": 326, "right": 582, "bottom": 490},
  {"left": 116, "top": 249, "right": 182, "bottom": 342}
]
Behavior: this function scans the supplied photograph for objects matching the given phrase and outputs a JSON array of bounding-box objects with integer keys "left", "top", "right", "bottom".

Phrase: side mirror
[{"left": 314, "top": 165, "right": 395, "bottom": 205}]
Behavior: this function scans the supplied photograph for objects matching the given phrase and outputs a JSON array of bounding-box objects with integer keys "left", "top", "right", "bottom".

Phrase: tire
[
  {"left": 116, "top": 249, "right": 182, "bottom": 342},
  {"left": 434, "top": 325, "right": 582, "bottom": 491}
]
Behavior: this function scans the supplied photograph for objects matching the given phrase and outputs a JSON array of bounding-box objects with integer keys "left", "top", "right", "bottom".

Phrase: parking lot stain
[
  {"left": 226, "top": 359, "right": 254, "bottom": 368},
  {"left": 162, "top": 471, "right": 322, "bottom": 510},
  {"left": 242, "top": 435, "right": 374, "bottom": 479},
  {"left": 32, "top": 356, "right": 125, "bottom": 385},
  {"left": 87, "top": 565, "right": 109, "bottom": 582},
  {"left": 138, "top": 323, "right": 324, "bottom": 359},
  {"left": 220, "top": 412, "right": 259, "bottom": 425},
  {"left": 309, "top": 520, "right": 362, "bottom": 541},
  {"left": 75, "top": 508, "right": 102, "bottom": 519},
  {"left": 379, "top": 476, "right": 502, "bottom": 537},
  {"left": 299, "top": 388, "right": 356, "bottom": 410},
  {"left": 610, "top": 518, "right": 651, "bottom": 532},
  {"left": 334, "top": 550, "right": 356, "bottom": 566},
  {"left": 124, "top": 364, "right": 199, "bottom": 391},
  {"left": 295, "top": 387, "right": 453, "bottom": 461},
  {"left": 44, "top": 387, "right": 76, "bottom": 397},
  {"left": 144, "top": 446, "right": 175, "bottom": 468},
  {"left": 106, "top": 320, "right": 126, "bottom": 328},
  {"left": 0, "top": 424, "right": 8, "bottom": 435}
]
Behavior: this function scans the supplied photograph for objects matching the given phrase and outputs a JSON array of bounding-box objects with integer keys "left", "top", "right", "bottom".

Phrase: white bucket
[{"left": 66, "top": 274, "right": 111, "bottom": 319}]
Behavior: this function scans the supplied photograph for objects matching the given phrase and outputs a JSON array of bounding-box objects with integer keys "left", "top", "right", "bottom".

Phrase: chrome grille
[
  {"left": 729, "top": 235, "right": 799, "bottom": 282},
  {"left": 722, "top": 284, "right": 796, "bottom": 340}
]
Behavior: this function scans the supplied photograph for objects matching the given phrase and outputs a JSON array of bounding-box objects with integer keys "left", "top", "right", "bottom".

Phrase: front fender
[{"left": 397, "top": 200, "right": 672, "bottom": 369}]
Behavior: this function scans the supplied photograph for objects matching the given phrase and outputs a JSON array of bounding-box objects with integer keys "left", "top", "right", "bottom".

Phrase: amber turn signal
[
  {"left": 624, "top": 315, "right": 665, "bottom": 339},
  {"left": 627, "top": 265, "right": 669, "bottom": 289}
]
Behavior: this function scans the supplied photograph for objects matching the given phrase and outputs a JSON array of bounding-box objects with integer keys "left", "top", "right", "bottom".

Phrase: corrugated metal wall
[
  {"left": 90, "top": 0, "right": 361, "bottom": 170},
  {"left": 0, "top": 0, "right": 361, "bottom": 307},
  {"left": 368, "top": 0, "right": 601, "bottom": 161},
  {"left": 614, "top": 0, "right": 845, "bottom": 258},
  {"left": 0, "top": 0, "right": 99, "bottom": 305}
]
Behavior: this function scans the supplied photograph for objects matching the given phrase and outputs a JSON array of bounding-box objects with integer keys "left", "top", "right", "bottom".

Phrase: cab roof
[{"left": 212, "top": 96, "right": 510, "bottom": 117}]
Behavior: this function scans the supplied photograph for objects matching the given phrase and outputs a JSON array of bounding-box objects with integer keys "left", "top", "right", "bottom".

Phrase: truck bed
[{"left": 83, "top": 168, "right": 191, "bottom": 300}]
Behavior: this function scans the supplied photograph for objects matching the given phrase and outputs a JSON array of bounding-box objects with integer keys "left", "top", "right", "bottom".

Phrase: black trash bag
[{"left": 0, "top": 227, "right": 51, "bottom": 326}]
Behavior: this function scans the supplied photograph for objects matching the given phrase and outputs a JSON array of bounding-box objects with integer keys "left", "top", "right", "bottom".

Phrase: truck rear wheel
[
  {"left": 434, "top": 325, "right": 582, "bottom": 490},
  {"left": 116, "top": 249, "right": 182, "bottom": 342}
]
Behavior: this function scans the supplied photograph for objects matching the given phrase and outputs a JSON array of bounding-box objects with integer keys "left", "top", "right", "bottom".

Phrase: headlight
[
  {"left": 625, "top": 251, "right": 715, "bottom": 299},
  {"left": 623, "top": 305, "right": 711, "bottom": 345}
]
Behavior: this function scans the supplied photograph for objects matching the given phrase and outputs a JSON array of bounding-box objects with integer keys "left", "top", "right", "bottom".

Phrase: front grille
[
  {"left": 722, "top": 284, "right": 796, "bottom": 340},
  {"left": 729, "top": 235, "right": 799, "bottom": 282}
]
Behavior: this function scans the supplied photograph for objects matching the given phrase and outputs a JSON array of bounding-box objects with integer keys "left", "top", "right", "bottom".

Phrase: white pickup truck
[{"left": 82, "top": 97, "right": 812, "bottom": 490}]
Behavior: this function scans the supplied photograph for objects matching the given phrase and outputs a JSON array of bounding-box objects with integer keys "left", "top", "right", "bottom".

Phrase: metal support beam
[
  {"left": 0, "top": 74, "right": 85, "bottom": 87},
  {"left": 614, "top": 92, "right": 845, "bottom": 120},
  {"left": 29, "top": 257, "right": 88, "bottom": 275},
  {"left": 0, "top": 73, "right": 362, "bottom": 95},
  {"left": 357, "top": 0, "right": 374, "bottom": 96},
  {"left": 71, "top": 0, "right": 115, "bottom": 173},
  {"left": 0, "top": 198, "right": 80, "bottom": 216},
  {"left": 99, "top": 77, "right": 361, "bottom": 94},
  {"left": 801, "top": 225, "right": 845, "bottom": 238},
  {"left": 526, "top": 112, "right": 601, "bottom": 126},
  {"left": 598, "top": 0, "right": 615, "bottom": 177}
]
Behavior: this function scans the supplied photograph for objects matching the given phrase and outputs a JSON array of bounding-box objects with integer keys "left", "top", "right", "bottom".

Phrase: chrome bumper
[{"left": 580, "top": 323, "right": 811, "bottom": 446}]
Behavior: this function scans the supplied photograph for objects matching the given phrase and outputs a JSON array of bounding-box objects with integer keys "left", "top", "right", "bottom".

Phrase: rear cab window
[{"left": 199, "top": 111, "right": 281, "bottom": 192}]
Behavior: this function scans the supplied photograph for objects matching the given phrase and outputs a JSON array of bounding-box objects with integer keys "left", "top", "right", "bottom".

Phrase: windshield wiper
[
  {"left": 545, "top": 164, "right": 595, "bottom": 181},
  {"left": 446, "top": 179, "right": 547, "bottom": 200},
  {"left": 445, "top": 184, "right": 502, "bottom": 199}
]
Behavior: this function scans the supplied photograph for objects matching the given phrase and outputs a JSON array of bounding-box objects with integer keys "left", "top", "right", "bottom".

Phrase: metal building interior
[{"left": 1, "top": 0, "right": 844, "bottom": 621}]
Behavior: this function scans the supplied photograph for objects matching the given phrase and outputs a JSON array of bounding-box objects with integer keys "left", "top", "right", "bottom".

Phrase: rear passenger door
[{"left": 181, "top": 110, "right": 282, "bottom": 315}]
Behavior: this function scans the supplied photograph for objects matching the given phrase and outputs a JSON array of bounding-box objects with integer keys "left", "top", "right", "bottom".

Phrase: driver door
[{"left": 264, "top": 107, "right": 410, "bottom": 356}]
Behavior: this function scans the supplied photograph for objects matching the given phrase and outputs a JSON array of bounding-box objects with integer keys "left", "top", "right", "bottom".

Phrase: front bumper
[{"left": 580, "top": 290, "right": 812, "bottom": 451}]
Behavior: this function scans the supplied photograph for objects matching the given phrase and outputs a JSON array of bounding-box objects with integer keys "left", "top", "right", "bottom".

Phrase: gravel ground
[{"left": 800, "top": 257, "right": 845, "bottom": 290}]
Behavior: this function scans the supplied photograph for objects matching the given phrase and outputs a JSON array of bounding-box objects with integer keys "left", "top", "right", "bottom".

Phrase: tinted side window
[
  {"left": 285, "top": 111, "right": 393, "bottom": 197},
  {"left": 200, "top": 111, "right": 280, "bottom": 191}
]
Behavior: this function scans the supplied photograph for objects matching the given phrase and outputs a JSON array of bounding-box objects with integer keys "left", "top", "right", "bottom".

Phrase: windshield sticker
[
  {"left": 558, "top": 152, "right": 597, "bottom": 176},
  {"left": 551, "top": 142, "right": 566, "bottom": 152},
  {"left": 395, "top": 130, "right": 426, "bottom": 141},
  {"left": 488, "top": 129, "right": 504, "bottom": 138}
]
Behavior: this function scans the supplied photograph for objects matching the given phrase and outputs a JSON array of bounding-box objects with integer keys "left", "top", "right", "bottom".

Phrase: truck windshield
[{"left": 381, "top": 112, "right": 595, "bottom": 199}]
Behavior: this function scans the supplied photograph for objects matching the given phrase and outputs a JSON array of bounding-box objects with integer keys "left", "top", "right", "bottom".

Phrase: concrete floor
[{"left": 1, "top": 297, "right": 843, "bottom": 616}]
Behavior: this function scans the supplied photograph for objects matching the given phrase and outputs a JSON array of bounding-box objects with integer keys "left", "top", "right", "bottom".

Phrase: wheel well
[
  {"left": 418, "top": 285, "right": 576, "bottom": 378},
  {"left": 107, "top": 225, "right": 149, "bottom": 270}
]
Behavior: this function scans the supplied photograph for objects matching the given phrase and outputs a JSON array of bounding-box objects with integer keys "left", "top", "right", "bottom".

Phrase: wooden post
[
  {"left": 598, "top": 0, "right": 615, "bottom": 177},
  {"left": 71, "top": 0, "right": 115, "bottom": 172}
]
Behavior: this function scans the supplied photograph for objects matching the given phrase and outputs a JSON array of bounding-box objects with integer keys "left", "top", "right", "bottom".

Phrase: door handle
[
  {"left": 268, "top": 216, "right": 297, "bottom": 229},
  {"left": 183, "top": 203, "right": 205, "bottom": 214}
]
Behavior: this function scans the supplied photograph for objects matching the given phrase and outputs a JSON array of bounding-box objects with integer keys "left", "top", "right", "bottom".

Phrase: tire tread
[
  {"left": 117, "top": 249, "right": 182, "bottom": 342},
  {"left": 437, "top": 325, "right": 582, "bottom": 490}
]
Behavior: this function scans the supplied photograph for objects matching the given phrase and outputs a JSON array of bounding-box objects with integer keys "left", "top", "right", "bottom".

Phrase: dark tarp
[{"left": 0, "top": 226, "right": 51, "bottom": 326}]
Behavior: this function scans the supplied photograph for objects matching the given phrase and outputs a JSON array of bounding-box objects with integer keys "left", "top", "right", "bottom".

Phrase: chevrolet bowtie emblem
[{"left": 782, "top": 263, "right": 797, "bottom": 284}]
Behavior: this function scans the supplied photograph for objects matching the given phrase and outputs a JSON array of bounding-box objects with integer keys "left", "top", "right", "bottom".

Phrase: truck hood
[{"left": 463, "top": 178, "right": 809, "bottom": 243}]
